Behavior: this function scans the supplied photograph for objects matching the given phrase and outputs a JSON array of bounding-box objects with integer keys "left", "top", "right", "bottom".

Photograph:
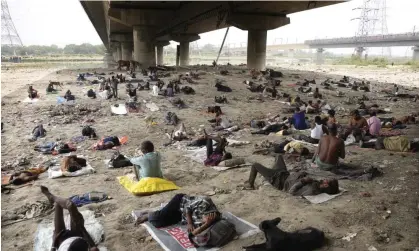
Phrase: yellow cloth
[
  {"left": 284, "top": 141, "right": 305, "bottom": 153},
  {"left": 383, "top": 136, "right": 410, "bottom": 152},
  {"left": 118, "top": 176, "right": 180, "bottom": 196}
]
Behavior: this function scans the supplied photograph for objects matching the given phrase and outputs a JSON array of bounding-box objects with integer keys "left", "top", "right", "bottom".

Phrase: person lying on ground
[
  {"left": 40, "top": 186, "right": 99, "bottom": 251},
  {"left": 135, "top": 193, "right": 220, "bottom": 246},
  {"left": 359, "top": 136, "right": 419, "bottom": 152},
  {"left": 9, "top": 171, "right": 39, "bottom": 185},
  {"left": 243, "top": 155, "right": 339, "bottom": 196},
  {"left": 313, "top": 124, "right": 345, "bottom": 171},
  {"left": 28, "top": 85, "right": 38, "bottom": 99},
  {"left": 253, "top": 140, "right": 292, "bottom": 155},
  {"left": 95, "top": 136, "right": 121, "bottom": 150},
  {"left": 204, "top": 131, "right": 232, "bottom": 166},
  {"left": 212, "top": 114, "right": 234, "bottom": 131},
  {"left": 291, "top": 108, "right": 309, "bottom": 130},
  {"left": 130, "top": 141, "right": 163, "bottom": 181},
  {"left": 46, "top": 83, "right": 56, "bottom": 93},
  {"left": 61, "top": 155, "right": 87, "bottom": 173},
  {"left": 251, "top": 121, "right": 289, "bottom": 135},
  {"left": 293, "top": 116, "right": 329, "bottom": 144}
]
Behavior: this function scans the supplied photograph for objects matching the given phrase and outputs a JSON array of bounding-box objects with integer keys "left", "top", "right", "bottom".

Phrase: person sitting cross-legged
[{"left": 130, "top": 141, "right": 163, "bottom": 181}]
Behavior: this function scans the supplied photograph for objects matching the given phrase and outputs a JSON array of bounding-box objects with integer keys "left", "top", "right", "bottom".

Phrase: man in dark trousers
[{"left": 111, "top": 76, "right": 118, "bottom": 99}]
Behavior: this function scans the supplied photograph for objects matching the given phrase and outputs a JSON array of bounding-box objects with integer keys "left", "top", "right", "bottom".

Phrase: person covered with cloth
[
  {"left": 243, "top": 155, "right": 339, "bottom": 196},
  {"left": 134, "top": 193, "right": 221, "bottom": 247},
  {"left": 40, "top": 186, "right": 99, "bottom": 251},
  {"left": 130, "top": 141, "right": 163, "bottom": 181}
]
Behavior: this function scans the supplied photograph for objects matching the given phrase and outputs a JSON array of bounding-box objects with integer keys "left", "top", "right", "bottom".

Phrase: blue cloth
[
  {"left": 293, "top": 111, "right": 308, "bottom": 130},
  {"left": 70, "top": 192, "right": 108, "bottom": 207},
  {"left": 130, "top": 152, "right": 163, "bottom": 179}
]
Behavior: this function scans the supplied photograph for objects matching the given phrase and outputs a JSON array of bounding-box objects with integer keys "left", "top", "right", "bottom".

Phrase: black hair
[
  {"left": 295, "top": 107, "right": 300, "bottom": 113},
  {"left": 141, "top": 141, "right": 154, "bottom": 153},
  {"left": 323, "top": 179, "right": 339, "bottom": 195},
  {"left": 68, "top": 238, "right": 89, "bottom": 251},
  {"left": 315, "top": 116, "right": 322, "bottom": 124},
  {"left": 223, "top": 152, "right": 232, "bottom": 160},
  {"left": 308, "top": 100, "right": 313, "bottom": 104},
  {"left": 328, "top": 123, "right": 338, "bottom": 135},
  {"left": 370, "top": 111, "right": 377, "bottom": 117},
  {"left": 328, "top": 109, "right": 336, "bottom": 117},
  {"left": 300, "top": 148, "right": 310, "bottom": 156}
]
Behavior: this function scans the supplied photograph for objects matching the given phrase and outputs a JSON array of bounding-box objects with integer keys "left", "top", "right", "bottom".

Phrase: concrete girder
[
  {"left": 110, "top": 33, "right": 133, "bottom": 42},
  {"left": 227, "top": 13, "right": 290, "bottom": 31},
  {"left": 108, "top": 8, "right": 173, "bottom": 27},
  {"left": 170, "top": 34, "right": 200, "bottom": 43}
]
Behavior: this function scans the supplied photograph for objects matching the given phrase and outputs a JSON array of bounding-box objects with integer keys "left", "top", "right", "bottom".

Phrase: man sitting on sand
[
  {"left": 29, "top": 124, "right": 46, "bottom": 142},
  {"left": 313, "top": 123, "right": 345, "bottom": 171},
  {"left": 243, "top": 155, "right": 339, "bottom": 196},
  {"left": 40, "top": 186, "right": 99, "bottom": 251},
  {"left": 294, "top": 116, "right": 329, "bottom": 144},
  {"left": 291, "top": 108, "right": 308, "bottom": 130},
  {"left": 130, "top": 141, "right": 163, "bottom": 181},
  {"left": 134, "top": 193, "right": 220, "bottom": 247},
  {"left": 343, "top": 109, "right": 368, "bottom": 141},
  {"left": 46, "top": 83, "right": 56, "bottom": 93},
  {"left": 28, "top": 85, "right": 38, "bottom": 99}
]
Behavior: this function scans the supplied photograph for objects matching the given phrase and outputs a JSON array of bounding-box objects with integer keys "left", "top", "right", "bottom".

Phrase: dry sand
[{"left": 1, "top": 63, "right": 419, "bottom": 251}]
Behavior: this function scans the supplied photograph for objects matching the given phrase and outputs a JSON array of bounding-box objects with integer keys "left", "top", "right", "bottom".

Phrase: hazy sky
[{"left": 6, "top": 0, "right": 419, "bottom": 56}]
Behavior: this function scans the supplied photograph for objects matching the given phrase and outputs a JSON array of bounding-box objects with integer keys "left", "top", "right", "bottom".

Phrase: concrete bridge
[
  {"left": 306, "top": 33, "right": 419, "bottom": 63},
  {"left": 80, "top": 1, "right": 344, "bottom": 69}
]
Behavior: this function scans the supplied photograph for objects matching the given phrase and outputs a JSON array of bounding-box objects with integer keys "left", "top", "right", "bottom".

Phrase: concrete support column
[
  {"left": 116, "top": 44, "right": 122, "bottom": 62},
  {"left": 156, "top": 45, "right": 164, "bottom": 65},
  {"left": 412, "top": 46, "right": 419, "bottom": 61},
  {"left": 179, "top": 42, "right": 190, "bottom": 66},
  {"left": 247, "top": 30, "right": 267, "bottom": 70},
  {"left": 121, "top": 42, "right": 133, "bottom": 61},
  {"left": 316, "top": 48, "right": 324, "bottom": 65},
  {"left": 355, "top": 47, "right": 364, "bottom": 58},
  {"left": 133, "top": 26, "right": 156, "bottom": 67},
  {"left": 103, "top": 50, "right": 114, "bottom": 68}
]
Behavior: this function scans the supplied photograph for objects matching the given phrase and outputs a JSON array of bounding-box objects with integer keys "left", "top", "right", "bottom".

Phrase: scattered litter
[{"left": 342, "top": 232, "right": 357, "bottom": 241}]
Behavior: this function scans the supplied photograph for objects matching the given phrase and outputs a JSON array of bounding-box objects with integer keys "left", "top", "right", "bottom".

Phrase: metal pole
[{"left": 215, "top": 27, "right": 230, "bottom": 64}]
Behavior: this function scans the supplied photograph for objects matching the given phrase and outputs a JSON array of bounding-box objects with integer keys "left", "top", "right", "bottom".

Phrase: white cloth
[
  {"left": 152, "top": 85, "right": 159, "bottom": 96},
  {"left": 58, "top": 237, "right": 83, "bottom": 251},
  {"left": 310, "top": 124, "right": 323, "bottom": 140},
  {"left": 220, "top": 116, "right": 232, "bottom": 128}
]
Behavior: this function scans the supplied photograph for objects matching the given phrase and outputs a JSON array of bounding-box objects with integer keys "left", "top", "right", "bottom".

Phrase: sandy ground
[{"left": 1, "top": 63, "right": 419, "bottom": 251}]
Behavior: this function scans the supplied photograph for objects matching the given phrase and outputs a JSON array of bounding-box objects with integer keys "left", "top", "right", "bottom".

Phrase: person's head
[
  {"left": 328, "top": 123, "right": 338, "bottom": 136},
  {"left": 29, "top": 85, "right": 33, "bottom": 90},
  {"left": 295, "top": 96, "right": 301, "bottom": 102},
  {"left": 351, "top": 109, "right": 360, "bottom": 119},
  {"left": 300, "top": 147, "right": 310, "bottom": 156},
  {"left": 315, "top": 88, "right": 319, "bottom": 93},
  {"left": 315, "top": 116, "right": 322, "bottom": 125},
  {"left": 112, "top": 76, "right": 115, "bottom": 79},
  {"left": 317, "top": 100, "right": 322, "bottom": 104},
  {"left": 370, "top": 111, "right": 377, "bottom": 117},
  {"left": 328, "top": 109, "right": 335, "bottom": 117},
  {"left": 222, "top": 152, "right": 232, "bottom": 160},
  {"left": 67, "top": 238, "right": 89, "bottom": 251},
  {"left": 141, "top": 141, "right": 154, "bottom": 154},
  {"left": 308, "top": 100, "right": 313, "bottom": 105},
  {"left": 295, "top": 107, "right": 300, "bottom": 113},
  {"left": 319, "top": 179, "right": 339, "bottom": 195}
]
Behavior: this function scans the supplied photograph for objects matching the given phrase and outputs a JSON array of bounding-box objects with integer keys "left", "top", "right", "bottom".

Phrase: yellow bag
[{"left": 118, "top": 176, "right": 180, "bottom": 196}]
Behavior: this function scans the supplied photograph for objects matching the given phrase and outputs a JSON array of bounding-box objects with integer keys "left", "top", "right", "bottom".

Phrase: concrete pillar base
[
  {"left": 179, "top": 42, "right": 190, "bottom": 66},
  {"left": 121, "top": 42, "right": 133, "bottom": 61},
  {"left": 133, "top": 26, "right": 156, "bottom": 67},
  {"left": 247, "top": 30, "right": 267, "bottom": 70},
  {"left": 316, "top": 48, "right": 324, "bottom": 65},
  {"left": 412, "top": 46, "right": 419, "bottom": 61},
  {"left": 355, "top": 47, "right": 364, "bottom": 58},
  {"left": 104, "top": 51, "right": 114, "bottom": 68}
]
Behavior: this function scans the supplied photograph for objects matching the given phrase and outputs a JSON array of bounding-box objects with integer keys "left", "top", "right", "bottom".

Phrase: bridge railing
[{"left": 305, "top": 32, "right": 419, "bottom": 45}]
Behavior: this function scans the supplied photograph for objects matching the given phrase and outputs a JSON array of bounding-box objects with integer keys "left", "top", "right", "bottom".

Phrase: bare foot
[
  {"left": 242, "top": 181, "right": 255, "bottom": 190},
  {"left": 134, "top": 214, "right": 149, "bottom": 226},
  {"left": 40, "top": 185, "right": 55, "bottom": 204}
]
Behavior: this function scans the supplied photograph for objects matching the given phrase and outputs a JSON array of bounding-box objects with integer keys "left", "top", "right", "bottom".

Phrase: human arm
[
  {"left": 322, "top": 125, "right": 329, "bottom": 135},
  {"left": 191, "top": 212, "right": 218, "bottom": 236},
  {"left": 186, "top": 211, "right": 195, "bottom": 233},
  {"left": 339, "top": 140, "right": 346, "bottom": 159}
]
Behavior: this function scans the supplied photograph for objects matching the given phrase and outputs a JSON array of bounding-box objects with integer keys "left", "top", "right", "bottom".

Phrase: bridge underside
[{"left": 81, "top": 1, "right": 344, "bottom": 69}]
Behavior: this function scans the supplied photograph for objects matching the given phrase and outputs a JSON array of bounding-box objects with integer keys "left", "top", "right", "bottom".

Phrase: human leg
[
  {"left": 246, "top": 163, "right": 279, "bottom": 189},
  {"left": 206, "top": 139, "right": 213, "bottom": 158},
  {"left": 148, "top": 194, "right": 185, "bottom": 228}
]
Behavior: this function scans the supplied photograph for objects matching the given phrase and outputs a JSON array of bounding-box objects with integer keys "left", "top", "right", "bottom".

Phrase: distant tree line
[{"left": 1, "top": 43, "right": 106, "bottom": 56}]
